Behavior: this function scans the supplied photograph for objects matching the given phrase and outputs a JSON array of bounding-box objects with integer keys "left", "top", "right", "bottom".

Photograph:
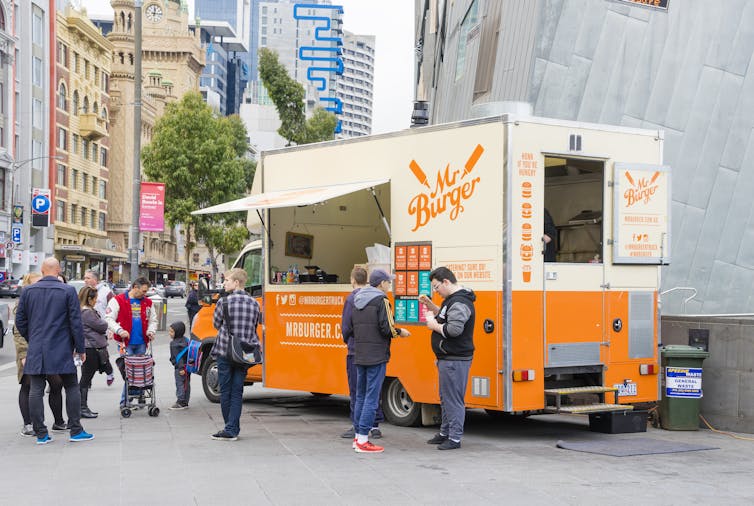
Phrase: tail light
[
  {"left": 639, "top": 364, "right": 657, "bottom": 375},
  {"left": 512, "top": 369, "right": 536, "bottom": 381}
]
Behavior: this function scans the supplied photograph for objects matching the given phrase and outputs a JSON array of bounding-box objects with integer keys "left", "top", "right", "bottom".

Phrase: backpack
[{"left": 175, "top": 338, "right": 203, "bottom": 375}]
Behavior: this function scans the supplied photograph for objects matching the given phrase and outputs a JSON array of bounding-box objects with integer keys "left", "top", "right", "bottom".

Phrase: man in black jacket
[
  {"left": 350, "top": 269, "right": 410, "bottom": 453},
  {"left": 185, "top": 282, "right": 201, "bottom": 326},
  {"left": 419, "top": 266, "right": 476, "bottom": 450}
]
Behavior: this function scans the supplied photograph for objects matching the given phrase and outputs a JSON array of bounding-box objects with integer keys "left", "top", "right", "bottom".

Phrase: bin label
[{"left": 665, "top": 367, "right": 703, "bottom": 398}]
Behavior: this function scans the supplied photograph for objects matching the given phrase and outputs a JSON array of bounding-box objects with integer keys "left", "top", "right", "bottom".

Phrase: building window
[
  {"left": 57, "top": 201, "right": 66, "bottom": 222},
  {"left": 72, "top": 91, "right": 79, "bottom": 115},
  {"left": 33, "top": 57, "right": 42, "bottom": 87},
  {"left": 32, "top": 10, "right": 43, "bottom": 46},
  {"left": 57, "top": 42, "right": 68, "bottom": 67},
  {"left": 100, "top": 148, "right": 108, "bottom": 167},
  {"left": 82, "top": 173, "right": 88, "bottom": 192},
  {"left": 74, "top": 52, "right": 80, "bottom": 74},
  {"left": 32, "top": 99, "right": 42, "bottom": 129},
  {"left": 84, "top": 60, "right": 90, "bottom": 80},
  {"left": 99, "top": 212, "right": 106, "bottom": 231},
  {"left": 57, "top": 163, "right": 66, "bottom": 186},
  {"left": 71, "top": 169, "right": 78, "bottom": 190},
  {"left": 57, "top": 127, "right": 67, "bottom": 150},
  {"left": 57, "top": 82, "right": 67, "bottom": 111},
  {"left": 101, "top": 73, "right": 109, "bottom": 92},
  {"left": 91, "top": 176, "right": 97, "bottom": 195},
  {"left": 91, "top": 209, "right": 96, "bottom": 228},
  {"left": 82, "top": 139, "right": 89, "bottom": 160},
  {"left": 72, "top": 134, "right": 79, "bottom": 155},
  {"left": 455, "top": 0, "right": 479, "bottom": 81},
  {"left": 82, "top": 96, "right": 89, "bottom": 114},
  {"left": 92, "top": 143, "right": 98, "bottom": 163},
  {"left": 81, "top": 207, "right": 87, "bottom": 227},
  {"left": 99, "top": 180, "right": 106, "bottom": 199},
  {"left": 71, "top": 203, "right": 77, "bottom": 224}
]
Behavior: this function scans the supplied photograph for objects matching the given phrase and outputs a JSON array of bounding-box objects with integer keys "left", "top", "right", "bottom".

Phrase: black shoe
[
  {"left": 438, "top": 439, "right": 461, "bottom": 450},
  {"left": 211, "top": 431, "right": 238, "bottom": 441},
  {"left": 370, "top": 428, "right": 383, "bottom": 439},
  {"left": 81, "top": 407, "right": 98, "bottom": 419},
  {"left": 51, "top": 423, "right": 68, "bottom": 433},
  {"left": 340, "top": 427, "right": 355, "bottom": 439},
  {"left": 426, "top": 433, "right": 448, "bottom": 444}
]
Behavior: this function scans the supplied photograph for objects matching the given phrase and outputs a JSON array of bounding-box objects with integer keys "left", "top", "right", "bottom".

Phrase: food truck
[{"left": 191, "top": 114, "right": 670, "bottom": 426}]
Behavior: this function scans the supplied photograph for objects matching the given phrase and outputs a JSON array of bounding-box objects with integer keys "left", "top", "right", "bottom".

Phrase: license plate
[{"left": 615, "top": 382, "right": 637, "bottom": 397}]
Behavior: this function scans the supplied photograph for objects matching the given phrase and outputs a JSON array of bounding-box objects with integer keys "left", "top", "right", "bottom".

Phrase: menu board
[{"left": 394, "top": 242, "right": 432, "bottom": 324}]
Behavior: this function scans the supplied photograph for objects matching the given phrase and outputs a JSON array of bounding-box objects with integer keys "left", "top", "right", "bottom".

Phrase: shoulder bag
[{"left": 221, "top": 295, "right": 263, "bottom": 366}]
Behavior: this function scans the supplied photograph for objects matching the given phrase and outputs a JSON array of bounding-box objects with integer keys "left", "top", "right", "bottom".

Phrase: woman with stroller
[{"left": 78, "top": 286, "right": 113, "bottom": 418}]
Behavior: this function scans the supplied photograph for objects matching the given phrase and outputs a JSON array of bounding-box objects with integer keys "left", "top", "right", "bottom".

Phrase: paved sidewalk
[{"left": 0, "top": 338, "right": 753, "bottom": 505}]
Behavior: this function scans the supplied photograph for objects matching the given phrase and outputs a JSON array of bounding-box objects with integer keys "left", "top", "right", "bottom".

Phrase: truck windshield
[{"left": 238, "top": 248, "right": 263, "bottom": 288}]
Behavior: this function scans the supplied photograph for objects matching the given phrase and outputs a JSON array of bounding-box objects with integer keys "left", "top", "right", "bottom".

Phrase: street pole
[{"left": 129, "top": 0, "right": 143, "bottom": 282}]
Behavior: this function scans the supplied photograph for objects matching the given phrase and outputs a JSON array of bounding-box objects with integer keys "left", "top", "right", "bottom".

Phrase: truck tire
[
  {"left": 381, "top": 377, "right": 421, "bottom": 427},
  {"left": 201, "top": 354, "right": 221, "bottom": 403}
]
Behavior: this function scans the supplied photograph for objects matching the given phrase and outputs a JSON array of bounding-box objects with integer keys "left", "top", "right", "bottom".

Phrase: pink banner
[{"left": 139, "top": 182, "right": 165, "bottom": 232}]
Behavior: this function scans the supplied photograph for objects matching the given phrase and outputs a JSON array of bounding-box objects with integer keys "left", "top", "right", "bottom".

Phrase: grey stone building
[{"left": 415, "top": 0, "right": 754, "bottom": 314}]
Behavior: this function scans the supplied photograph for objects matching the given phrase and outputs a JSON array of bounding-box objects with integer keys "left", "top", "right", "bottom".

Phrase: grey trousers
[
  {"left": 29, "top": 373, "right": 83, "bottom": 437},
  {"left": 438, "top": 359, "right": 472, "bottom": 442},
  {"left": 174, "top": 369, "right": 191, "bottom": 405}
]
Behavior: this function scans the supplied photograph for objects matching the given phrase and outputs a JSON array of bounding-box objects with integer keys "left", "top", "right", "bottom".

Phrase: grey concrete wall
[{"left": 662, "top": 315, "right": 754, "bottom": 433}]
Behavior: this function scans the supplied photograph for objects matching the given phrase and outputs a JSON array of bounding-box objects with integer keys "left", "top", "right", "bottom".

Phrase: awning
[{"left": 191, "top": 178, "right": 390, "bottom": 215}]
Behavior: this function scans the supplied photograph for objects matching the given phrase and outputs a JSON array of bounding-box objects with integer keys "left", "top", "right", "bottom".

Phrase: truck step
[
  {"left": 544, "top": 403, "right": 634, "bottom": 414},
  {"left": 544, "top": 386, "right": 617, "bottom": 395}
]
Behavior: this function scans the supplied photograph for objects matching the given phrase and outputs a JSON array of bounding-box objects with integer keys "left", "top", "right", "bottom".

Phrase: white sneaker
[{"left": 20, "top": 424, "right": 34, "bottom": 437}]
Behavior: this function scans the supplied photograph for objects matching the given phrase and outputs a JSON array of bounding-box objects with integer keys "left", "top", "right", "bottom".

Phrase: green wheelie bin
[{"left": 659, "top": 345, "right": 709, "bottom": 430}]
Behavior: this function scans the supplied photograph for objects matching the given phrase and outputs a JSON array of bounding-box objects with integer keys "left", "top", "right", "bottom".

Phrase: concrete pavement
[{"left": 1, "top": 332, "right": 753, "bottom": 504}]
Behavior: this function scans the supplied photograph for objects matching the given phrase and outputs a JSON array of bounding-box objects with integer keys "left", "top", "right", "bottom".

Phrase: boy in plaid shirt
[{"left": 210, "top": 268, "right": 261, "bottom": 441}]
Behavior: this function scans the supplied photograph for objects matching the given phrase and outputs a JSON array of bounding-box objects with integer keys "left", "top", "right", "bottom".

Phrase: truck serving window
[{"left": 543, "top": 156, "right": 604, "bottom": 263}]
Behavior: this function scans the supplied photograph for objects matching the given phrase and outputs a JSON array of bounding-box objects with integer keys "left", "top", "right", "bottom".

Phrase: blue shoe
[
  {"left": 69, "top": 431, "right": 94, "bottom": 442},
  {"left": 36, "top": 434, "right": 53, "bottom": 445}
]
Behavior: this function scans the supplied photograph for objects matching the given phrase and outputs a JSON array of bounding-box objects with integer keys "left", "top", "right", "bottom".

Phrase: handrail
[{"left": 660, "top": 286, "right": 698, "bottom": 314}]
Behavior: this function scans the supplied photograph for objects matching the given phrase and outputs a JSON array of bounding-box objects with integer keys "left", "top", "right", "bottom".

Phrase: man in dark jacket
[
  {"left": 419, "top": 266, "right": 475, "bottom": 450},
  {"left": 185, "top": 282, "right": 201, "bottom": 326},
  {"left": 350, "top": 269, "right": 410, "bottom": 453},
  {"left": 16, "top": 257, "right": 94, "bottom": 444}
]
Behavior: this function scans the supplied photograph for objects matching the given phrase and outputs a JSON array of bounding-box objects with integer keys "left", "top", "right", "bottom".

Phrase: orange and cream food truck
[{"left": 191, "top": 114, "right": 670, "bottom": 426}]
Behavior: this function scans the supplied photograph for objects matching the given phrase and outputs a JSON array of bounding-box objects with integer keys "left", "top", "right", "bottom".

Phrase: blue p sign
[
  {"left": 11, "top": 226, "right": 21, "bottom": 243},
  {"left": 32, "top": 195, "right": 50, "bottom": 213}
]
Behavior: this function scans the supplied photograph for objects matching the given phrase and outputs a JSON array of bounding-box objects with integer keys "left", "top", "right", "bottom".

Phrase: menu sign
[
  {"left": 612, "top": 163, "right": 671, "bottom": 264},
  {"left": 394, "top": 241, "right": 432, "bottom": 324}
]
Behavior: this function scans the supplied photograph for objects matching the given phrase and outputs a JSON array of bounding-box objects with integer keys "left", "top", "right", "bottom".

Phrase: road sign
[
  {"left": 11, "top": 226, "right": 21, "bottom": 244},
  {"left": 31, "top": 188, "right": 51, "bottom": 227}
]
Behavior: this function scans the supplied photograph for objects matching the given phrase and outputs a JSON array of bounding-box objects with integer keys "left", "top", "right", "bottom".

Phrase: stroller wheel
[
  {"left": 121, "top": 407, "right": 132, "bottom": 418},
  {"left": 148, "top": 407, "right": 160, "bottom": 417}
]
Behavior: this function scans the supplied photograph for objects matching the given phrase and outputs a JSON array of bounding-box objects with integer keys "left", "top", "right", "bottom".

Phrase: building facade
[
  {"left": 335, "top": 30, "right": 374, "bottom": 138},
  {"left": 105, "top": 0, "right": 208, "bottom": 283},
  {"left": 415, "top": 0, "right": 754, "bottom": 314},
  {"left": 54, "top": 4, "right": 121, "bottom": 281}
]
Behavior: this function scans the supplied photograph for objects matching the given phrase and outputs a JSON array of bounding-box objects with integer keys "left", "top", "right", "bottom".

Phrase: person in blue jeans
[
  {"left": 350, "top": 269, "right": 410, "bottom": 454},
  {"left": 211, "top": 268, "right": 261, "bottom": 441},
  {"left": 105, "top": 278, "right": 158, "bottom": 407}
]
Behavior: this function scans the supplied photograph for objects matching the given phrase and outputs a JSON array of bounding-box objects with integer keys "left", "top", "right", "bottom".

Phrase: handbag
[{"left": 221, "top": 295, "right": 262, "bottom": 367}]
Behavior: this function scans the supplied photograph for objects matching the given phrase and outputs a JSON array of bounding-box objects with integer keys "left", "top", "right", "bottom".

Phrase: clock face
[{"left": 145, "top": 4, "right": 163, "bottom": 22}]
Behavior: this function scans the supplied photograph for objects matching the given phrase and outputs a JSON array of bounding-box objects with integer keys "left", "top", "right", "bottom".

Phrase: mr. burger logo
[
  {"left": 407, "top": 144, "right": 484, "bottom": 232},
  {"left": 623, "top": 170, "right": 661, "bottom": 207}
]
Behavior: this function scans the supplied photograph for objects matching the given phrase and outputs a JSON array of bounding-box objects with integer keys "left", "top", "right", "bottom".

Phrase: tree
[
  {"left": 142, "top": 92, "right": 254, "bottom": 282},
  {"left": 258, "top": 47, "right": 337, "bottom": 145}
]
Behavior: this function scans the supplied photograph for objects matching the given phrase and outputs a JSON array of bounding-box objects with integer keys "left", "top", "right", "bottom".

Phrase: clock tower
[{"left": 106, "top": 0, "right": 205, "bottom": 281}]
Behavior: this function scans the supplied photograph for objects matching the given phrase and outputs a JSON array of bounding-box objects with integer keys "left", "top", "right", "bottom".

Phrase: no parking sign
[{"left": 31, "top": 188, "right": 51, "bottom": 227}]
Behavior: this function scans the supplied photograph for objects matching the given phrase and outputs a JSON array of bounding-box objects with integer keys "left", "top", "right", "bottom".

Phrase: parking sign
[{"left": 11, "top": 226, "right": 21, "bottom": 244}]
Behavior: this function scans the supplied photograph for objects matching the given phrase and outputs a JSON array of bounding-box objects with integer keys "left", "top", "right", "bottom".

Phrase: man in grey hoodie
[{"left": 349, "top": 269, "right": 410, "bottom": 453}]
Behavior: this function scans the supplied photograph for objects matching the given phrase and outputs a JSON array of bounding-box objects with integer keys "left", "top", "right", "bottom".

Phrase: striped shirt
[{"left": 211, "top": 290, "right": 261, "bottom": 359}]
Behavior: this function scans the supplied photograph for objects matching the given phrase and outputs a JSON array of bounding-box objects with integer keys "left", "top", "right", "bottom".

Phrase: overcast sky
[{"left": 79, "top": 0, "right": 415, "bottom": 134}]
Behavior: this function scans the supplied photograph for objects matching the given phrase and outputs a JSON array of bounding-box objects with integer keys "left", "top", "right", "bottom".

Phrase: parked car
[
  {"left": 0, "top": 278, "right": 21, "bottom": 298},
  {"left": 164, "top": 281, "right": 186, "bottom": 298},
  {"left": 68, "top": 279, "right": 86, "bottom": 295}
]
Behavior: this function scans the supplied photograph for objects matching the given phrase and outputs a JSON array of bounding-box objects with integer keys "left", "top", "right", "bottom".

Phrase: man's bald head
[{"left": 41, "top": 257, "right": 60, "bottom": 276}]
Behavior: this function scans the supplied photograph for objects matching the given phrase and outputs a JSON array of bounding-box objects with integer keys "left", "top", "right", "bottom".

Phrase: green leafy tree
[
  {"left": 142, "top": 92, "right": 254, "bottom": 281},
  {"left": 258, "top": 47, "right": 337, "bottom": 144}
]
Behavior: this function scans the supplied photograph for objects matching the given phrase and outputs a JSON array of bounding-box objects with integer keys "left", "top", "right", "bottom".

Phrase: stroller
[{"left": 117, "top": 350, "right": 160, "bottom": 418}]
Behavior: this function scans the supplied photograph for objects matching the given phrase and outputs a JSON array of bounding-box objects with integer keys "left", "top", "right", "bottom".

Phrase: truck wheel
[
  {"left": 201, "top": 354, "right": 221, "bottom": 403},
  {"left": 381, "top": 377, "right": 421, "bottom": 427}
]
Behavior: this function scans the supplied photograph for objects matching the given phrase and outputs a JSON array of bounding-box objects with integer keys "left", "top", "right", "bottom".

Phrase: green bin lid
[{"left": 661, "top": 344, "right": 709, "bottom": 358}]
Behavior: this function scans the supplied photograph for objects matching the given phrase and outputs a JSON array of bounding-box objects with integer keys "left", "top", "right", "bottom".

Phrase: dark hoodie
[
  {"left": 431, "top": 288, "right": 476, "bottom": 360},
  {"left": 169, "top": 321, "right": 188, "bottom": 370},
  {"left": 350, "top": 286, "right": 398, "bottom": 366}
]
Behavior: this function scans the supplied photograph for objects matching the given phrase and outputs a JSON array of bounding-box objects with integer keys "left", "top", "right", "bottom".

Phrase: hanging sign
[
  {"left": 31, "top": 188, "right": 51, "bottom": 227},
  {"left": 139, "top": 182, "right": 166, "bottom": 232}
]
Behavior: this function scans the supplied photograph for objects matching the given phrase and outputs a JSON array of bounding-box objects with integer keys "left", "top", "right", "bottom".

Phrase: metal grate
[{"left": 548, "top": 342, "right": 601, "bottom": 367}]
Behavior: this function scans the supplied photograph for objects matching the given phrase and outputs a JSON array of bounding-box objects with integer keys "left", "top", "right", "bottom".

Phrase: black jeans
[
  {"left": 174, "top": 369, "right": 191, "bottom": 405},
  {"left": 46, "top": 374, "right": 65, "bottom": 426},
  {"left": 80, "top": 347, "right": 113, "bottom": 389},
  {"left": 18, "top": 375, "right": 30, "bottom": 425},
  {"left": 30, "top": 374, "right": 83, "bottom": 437}
]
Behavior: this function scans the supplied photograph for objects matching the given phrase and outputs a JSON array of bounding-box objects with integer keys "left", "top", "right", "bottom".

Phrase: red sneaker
[{"left": 355, "top": 441, "right": 384, "bottom": 453}]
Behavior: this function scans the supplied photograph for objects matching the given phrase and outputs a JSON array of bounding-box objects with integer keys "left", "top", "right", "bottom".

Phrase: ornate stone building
[
  {"left": 54, "top": 4, "right": 122, "bottom": 280},
  {"left": 106, "top": 0, "right": 208, "bottom": 283}
]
